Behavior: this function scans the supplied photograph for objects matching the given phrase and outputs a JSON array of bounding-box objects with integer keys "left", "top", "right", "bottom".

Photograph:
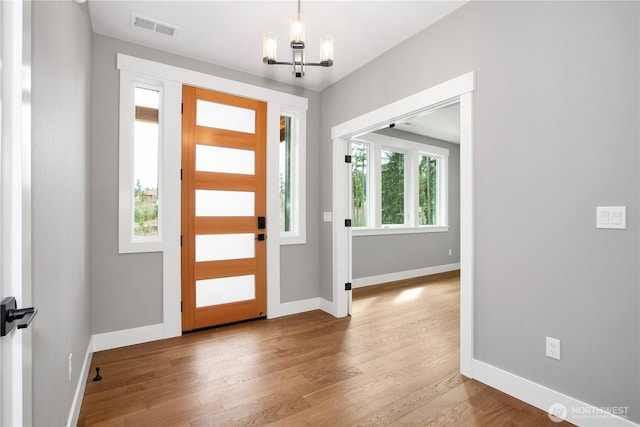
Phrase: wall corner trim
[
  {"left": 473, "top": 359, "right": 639, "bottom": 427},
  {"left": 66, "top": 338, "right": 94, "bottom": 427},
  {"left": 318, "top": 298, "right": 336, "bottom": 317}
]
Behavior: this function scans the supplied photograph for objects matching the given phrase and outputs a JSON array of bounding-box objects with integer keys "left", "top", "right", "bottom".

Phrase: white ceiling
[
  {"left": 88, "top": 1, "right": 468, "bottom": 91},
  {"left": 395, "top": 103, "right": 460, "bottom": 143}
]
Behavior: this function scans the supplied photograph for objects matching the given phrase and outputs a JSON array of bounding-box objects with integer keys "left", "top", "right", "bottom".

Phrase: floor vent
[{"left": 131, "top": 14, "right": 178, "bottom": 38}]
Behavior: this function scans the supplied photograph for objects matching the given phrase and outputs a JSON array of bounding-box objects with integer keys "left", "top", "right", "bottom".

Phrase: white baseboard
[
  {"left": 473, "top": 360, "right": 638, "bottom": 427},
  {"left": 93, "top": 298, "right": 334, "bottom": 352},
  {"left": 269, "top": 297, "right": 320, "bottom": 318},
  {"left": 66, "top": 338, "right": 93, "bottom": 427},
  {"left": 269, "top": 297, "right": 338, "bottom": 319},
  {"left": 352, "top": 263, "right": 460, "bottom": 289},
  {"left": 92, "top": 298, "right": 332, "bottom": 353},
  {"left": 92, "top": 323, "right": 165, "bottom": 352}
]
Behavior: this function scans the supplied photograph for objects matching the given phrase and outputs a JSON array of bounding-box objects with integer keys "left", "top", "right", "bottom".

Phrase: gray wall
[
  {"left": 320, "top": 1, "right": 639, "bottom": 422},
  {"left": 352, "top": 130, "right": 460, "bottom": 279},
  {"left": 31, "top": 1, "right": 93, "bottom": 425},
  {"left": 90, "top": 35, "right": 321, "bottom": 333}
]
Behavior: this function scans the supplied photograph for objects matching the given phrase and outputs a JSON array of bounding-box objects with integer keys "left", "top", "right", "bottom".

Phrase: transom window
[{"left": 350, "top": 133, "right": 449, "bottom": 235}]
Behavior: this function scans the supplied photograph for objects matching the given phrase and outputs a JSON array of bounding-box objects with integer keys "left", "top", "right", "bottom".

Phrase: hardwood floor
[{"left": 78, "top": 272, "right": 570, "bottom": 426}]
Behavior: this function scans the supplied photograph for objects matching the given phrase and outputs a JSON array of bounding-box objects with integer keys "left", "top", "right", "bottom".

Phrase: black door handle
[
  {"left": 258, "top": 216, "right": 266, "bottom": 230},
  {"left": 1, "top": 297, "right": 38, "bottom": 337}
]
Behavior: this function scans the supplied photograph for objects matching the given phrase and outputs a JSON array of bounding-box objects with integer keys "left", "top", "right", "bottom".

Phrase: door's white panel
[
  {"left": 195, "top": 190, "right": 254, "bottom": 217},
  {"left": 196, "top": 145, "right": 255, "bottom": 175},
  {"left": 195, "top": 233, "right": 255, "bottom": 262},
  {"left": 196, "top": 99, "right": 256, "bottom": 134},
  {"left": 196, "top": 275, "right": 256, "bottom": 307}
]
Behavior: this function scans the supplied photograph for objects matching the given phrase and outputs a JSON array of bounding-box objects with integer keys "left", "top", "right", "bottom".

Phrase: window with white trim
[
  {"left": 118, "top": 68, "right": 307, "bottom": 251},
  {"left": 133, "top": 86, "right": 160, "bottom": 237},
  {"left": 279, "top": 108, "right": 306, "bottom": 245},
  {"left": 119, "top": 72, "right": 168, "bottom": 253},
  {"left": 350, "top": 133, "right": 449, "bottom": 235}
]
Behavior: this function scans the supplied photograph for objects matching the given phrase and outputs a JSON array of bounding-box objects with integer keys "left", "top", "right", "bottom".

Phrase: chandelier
[{"left": 262, "top": 0, "right": 334, "bottom": 78}]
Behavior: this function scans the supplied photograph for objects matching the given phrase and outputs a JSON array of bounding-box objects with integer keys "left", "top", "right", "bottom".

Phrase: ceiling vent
[{"left": 131, "top": 14, "right": 178, "bottom": 38}]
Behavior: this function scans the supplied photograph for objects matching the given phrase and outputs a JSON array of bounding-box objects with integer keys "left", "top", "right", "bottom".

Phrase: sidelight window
[
  {"left": 133, "top": 86, "right": 160, "bottom": 237},
  {"left": 279, "top": 109, "right": 306, "bottom": 245},
  {"left": 118, "top": 72, "right": 169, "bottom": 253}
]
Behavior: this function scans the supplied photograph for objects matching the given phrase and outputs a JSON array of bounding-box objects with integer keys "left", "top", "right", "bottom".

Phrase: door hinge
[
  {"left": 180, "top": 301, "right": 183, "bottom": 312},
  {"left": 180, "top": 169, "right": 183, "bottom": 180},
  {"left": 345, "top": 155, "right": 352, "bottom": 163},
  {"left": 345, "top": 282, "right": 352, "bottom": 291},
  {"left": 180, "top": 235, "right": 183, "bottom": 246},
  {"left": 181, "top": 103, "right": 184, "bottom": 114},
  {"left": 345, "top": 219, "right": 352, "bottom": 227}
]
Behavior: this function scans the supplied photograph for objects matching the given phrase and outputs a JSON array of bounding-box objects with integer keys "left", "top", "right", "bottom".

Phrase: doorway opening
[
  {"left": 331, "top": 72, "right": 475, "bottom": 377},
  {"left": 348, "top": 102, "right": 461, "bottom": 291}
]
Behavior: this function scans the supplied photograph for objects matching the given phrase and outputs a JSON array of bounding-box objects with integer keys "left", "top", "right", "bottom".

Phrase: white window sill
[{"left": 352, "top": 226, "right": 449, "bottom": 237}]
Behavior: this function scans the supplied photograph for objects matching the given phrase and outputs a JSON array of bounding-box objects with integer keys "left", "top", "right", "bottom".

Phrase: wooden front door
[{"left": 181, "top": 85, "right": 267, "bottom": 331}]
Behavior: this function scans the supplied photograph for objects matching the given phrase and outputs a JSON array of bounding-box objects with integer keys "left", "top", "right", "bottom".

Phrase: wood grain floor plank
[
  {"left": 79, "top": 271, "right": 571, "bottom": 427},
  {"left": 395, "top": 379, "right": 488, "bottom": 425}
]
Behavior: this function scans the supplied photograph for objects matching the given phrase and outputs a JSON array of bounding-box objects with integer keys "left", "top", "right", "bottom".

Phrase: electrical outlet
[
  {"left": 68, "top": 353, "right": 73, "bottom": 381},
  {"left": 546, "top": 337, "right": 561, "bottom": 360}
]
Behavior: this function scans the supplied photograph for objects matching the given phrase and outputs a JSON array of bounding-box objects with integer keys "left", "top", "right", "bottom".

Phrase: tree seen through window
[{"left": 381, "top": 150, "right": 405, "bottom": 225}]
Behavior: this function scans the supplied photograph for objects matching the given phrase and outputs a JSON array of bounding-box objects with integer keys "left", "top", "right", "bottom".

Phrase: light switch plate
[
  {"left": 597, "top": 206, "right": 626, "bottom": 229},
  {"left": 323, "top": 212, "right": 332, "bottom": 222}
]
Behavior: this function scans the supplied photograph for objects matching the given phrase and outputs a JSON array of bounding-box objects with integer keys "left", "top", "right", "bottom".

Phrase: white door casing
[
  {"left": 1, "top": 0, "right": 33, "bottom": 425},
  {"left": 331, "top": 72, "right": 475, "bottom": 377}
]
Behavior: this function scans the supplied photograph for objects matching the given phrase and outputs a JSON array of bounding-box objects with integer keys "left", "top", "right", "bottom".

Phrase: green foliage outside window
[
  {"left": 351, "top": 143, "right": 368, "bottom": 227},
  {"left": 134, "top": 179, "right": 158, "bottom": 236},
  {"left": 351, "top": 139, "right": 443, "bottom": 229},
  {"left": 279, "top": 116, "right": 292, "bottom": 232},
  {"left": 381, "top": 150, "right": 405, "bottom": 225},
  {"left": 419, "top": 155, "right": 438, "bottom": 225}
]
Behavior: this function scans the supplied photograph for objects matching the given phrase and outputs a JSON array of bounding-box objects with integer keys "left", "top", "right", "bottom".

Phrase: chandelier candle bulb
[
  {"left": 290, "top": 14, "right": 305, "bottom": 43},
  {"left": 320, "top": 35, "right": 334, "bottom": 64},
  {"left": 262, "top": 32, "right": 278, "bottom": 62}
]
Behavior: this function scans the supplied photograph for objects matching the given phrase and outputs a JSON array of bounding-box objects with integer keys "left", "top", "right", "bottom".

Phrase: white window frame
[
  {"left": 378, "top": 145, "right": 409, "bottom": 228},
  {"left": 118, "top": 71, "right": 170, "bottom": 253},
  {"left": 417, "top": 148, "right": 448, "bottom": 227},
  {"left": 279, "top": 107, "right": 306, "bottom": 245},
  {"left": 350, "top": 133, "right": 449, "bottom": 236},
  {"left": 350, "top": 141, "right": 374, "bottom": 228}
]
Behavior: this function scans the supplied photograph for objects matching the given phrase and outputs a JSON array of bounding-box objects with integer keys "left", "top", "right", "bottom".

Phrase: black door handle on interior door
[{"left": 1, "top": 297, "right": 38, "bottom": 337}]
